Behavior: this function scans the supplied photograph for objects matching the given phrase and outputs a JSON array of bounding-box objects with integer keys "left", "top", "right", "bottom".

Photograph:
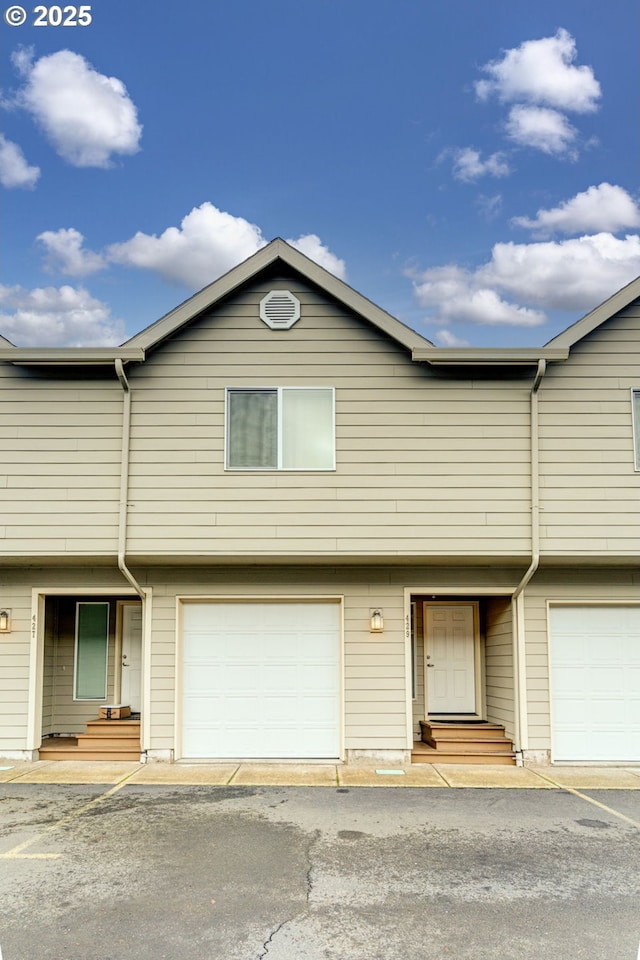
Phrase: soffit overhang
[{"left": 412, "top": 347, "right": 569, "bottom": 366}]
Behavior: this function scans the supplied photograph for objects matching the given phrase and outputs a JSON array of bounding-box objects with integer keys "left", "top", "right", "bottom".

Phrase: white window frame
[
  {"left": 632, "top": 389, "right": 640, "bottom": 471},
  {"left": 225, "top": 386, "right": 336, "bottom": 471}
]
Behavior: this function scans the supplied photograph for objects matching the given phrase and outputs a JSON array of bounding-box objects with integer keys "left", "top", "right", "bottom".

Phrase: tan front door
[{"left": 424, "top": 602, "right": 478, "bottom": 714}]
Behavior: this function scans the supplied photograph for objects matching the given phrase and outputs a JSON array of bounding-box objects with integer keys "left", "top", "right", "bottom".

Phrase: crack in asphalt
[
  {"left": 257, "top": 829, "right": 320, "bottom": 958},
  {"left": 258, "top": 920, "right": 288, "bottom": 959}
]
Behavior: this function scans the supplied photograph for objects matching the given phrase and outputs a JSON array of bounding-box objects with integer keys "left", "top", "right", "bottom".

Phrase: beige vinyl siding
[
  {"left": 539, "top": 302, "right": 640, "bottom": 556},
  {"left": 125, "top": 276, "right": 532, "bottom": 559},
  {"left": 0, "top": 363, "right": 121, "bottom": 556},
  {"left": 13, "top": 561, "right": 637, "bottom": 759},
  {"left": 0, "top": 583, "right": 32, "bottom": 751},
  {"left": 0, "top": 562, "right": 514, "bottom": 755},
  {"left": 484, "top": 598, "right": 514, "bottom": 737}
]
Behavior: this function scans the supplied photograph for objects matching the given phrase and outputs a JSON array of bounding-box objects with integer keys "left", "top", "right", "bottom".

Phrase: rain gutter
[{"left": 512, "top": 358, "right": 547, "bottom": 759}]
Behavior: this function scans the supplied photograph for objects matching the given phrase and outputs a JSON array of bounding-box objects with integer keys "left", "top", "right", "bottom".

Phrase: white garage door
[
  {"left": 549, "top": 605, "right": 640, "bottom": 762},
  {"left": 182, "top": 601, "right": 341, "bottom": 759}
]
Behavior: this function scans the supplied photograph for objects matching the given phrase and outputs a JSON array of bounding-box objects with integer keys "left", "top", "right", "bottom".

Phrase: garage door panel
[
  {"left": 304, "top": 697, "right": 339, "bottom": 722},
  {"left": 182, "top": 602, "right": 341, "bottom": 759},
  {"left": 549, "top": 605, "right": 640, "bottom": 762}
]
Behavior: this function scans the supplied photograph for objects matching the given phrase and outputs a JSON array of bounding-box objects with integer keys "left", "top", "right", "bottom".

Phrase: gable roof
[
  {"left": 1, "top": 242, "right": 636, "bottom": 368},
  {"left": 123, "top": 237, "right": 434, "bottom": 353},
  {"left": 545, "top": 275, "right": 640, "bottom": 349}
]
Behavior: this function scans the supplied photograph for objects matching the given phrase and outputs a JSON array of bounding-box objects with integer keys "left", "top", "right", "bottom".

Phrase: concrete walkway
[{"left": 1, "top": 759, "right": 640, "bottom": 788}]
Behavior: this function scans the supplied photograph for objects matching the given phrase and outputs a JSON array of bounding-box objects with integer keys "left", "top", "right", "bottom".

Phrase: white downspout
[
  {"left": 116, "top": 360, "right": 150, "bottom": 758},
  {"left": 115, "top": 360, "right": 146, "bottom": 601},
  {"left": 512, "top": 359, "right": 546, "bottom": 763}
]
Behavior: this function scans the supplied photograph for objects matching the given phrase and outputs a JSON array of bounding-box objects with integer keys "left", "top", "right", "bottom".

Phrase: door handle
[{"left": 426, "top": 663, "right": 434, "bottom": 668}]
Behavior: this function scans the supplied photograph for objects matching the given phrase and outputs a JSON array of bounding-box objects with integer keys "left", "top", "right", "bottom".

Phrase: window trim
[
  {"left": 633, "top": 389, "right": 640, "bottom": 472},
  {"left": 73, "top": 601, "right": 110, "bottom": 701},
  {"left": 225, "top": 386, "right": 336, "bottom": 471}
]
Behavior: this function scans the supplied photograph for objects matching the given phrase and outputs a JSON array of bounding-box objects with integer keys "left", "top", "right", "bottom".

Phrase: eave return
[{"left": 413, "top": 719, "right": 516, "bottom": 765}]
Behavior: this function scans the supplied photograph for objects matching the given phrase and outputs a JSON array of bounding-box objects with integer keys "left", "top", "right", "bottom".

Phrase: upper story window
[
  {"left": 633, "top": 389, "right": 640, "bottom": 471},
  {"left": 226, "top": 387, "right": 335, "bottom": 470}
]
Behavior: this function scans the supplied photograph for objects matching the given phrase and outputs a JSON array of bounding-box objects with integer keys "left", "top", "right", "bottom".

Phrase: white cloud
[
  {"left": 435, "top": 329, "right": 471, "bottom": 347},
  {"left": 512, "top": 183, "right": 640, "bottom": 236},
  {"left": 505, "top": 105, "right": 577, "bottom": 155},
  {"left": 410, "top": 233, "right": 640, "bottom": 327},
  {"left": 0, "top": 133, "right": 40, "bottom": 188},
  {"left": 451, "top": 148, "right": 511, "bottom": 182},
  {"left": 476, "top": 193, "right": 503, "bottom": 221},
  {"left": 475, "top": 29, "right": 601, "bottom": 113},
  {"left": 287, "top": 233, "right": 347, "bottom": 280},
  {"left": 108, "top": 202, "right": 346, "bottom": 288},
  {"left": 37, "top": 227, "right": 106, "bottom": 276},
  {"left": 108, "top": 203, "right": 268, "bottom": 288},
  {"left": 479, "top": 234, "right": 640, "bottom": 311},
  {"left": 14, "top": 49, "right": 141, "bottom": 167},
  {"left": 413, "top": 266, "right": 546, "bottom": 327},
  {"left": 0, "top": 283, "right": 124, "bottom": 346}
]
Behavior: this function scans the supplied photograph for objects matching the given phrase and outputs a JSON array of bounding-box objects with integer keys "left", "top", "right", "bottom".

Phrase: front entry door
[
  {"left": 120, "top": 602, "right": 142, "bottom": 714},
  {"left": 424, "top": 602, "right": 477, "bottom": 714}
]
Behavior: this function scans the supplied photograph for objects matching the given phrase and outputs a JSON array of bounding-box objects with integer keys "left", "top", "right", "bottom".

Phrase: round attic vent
[{"left": 259, "top": 290, "right": 301, "bottom": 330}]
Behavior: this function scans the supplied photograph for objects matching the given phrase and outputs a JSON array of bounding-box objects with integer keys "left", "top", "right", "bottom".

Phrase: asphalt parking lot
[{"left": 0, "top": 777, "right": 639, "bottom": 960}]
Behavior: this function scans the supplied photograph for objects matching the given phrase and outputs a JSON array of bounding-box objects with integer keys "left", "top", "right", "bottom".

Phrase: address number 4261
[{"left": 34, "top": 5, "right": 92, "bottom": 26}]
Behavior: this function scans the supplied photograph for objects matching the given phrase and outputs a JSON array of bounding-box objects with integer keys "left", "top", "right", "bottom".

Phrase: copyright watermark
[
  {"left": 3, "top": 4, "right": 92, "bottom": 26},
  {"left": 4, "top": 5, "right": 26, "bottom": 24}
]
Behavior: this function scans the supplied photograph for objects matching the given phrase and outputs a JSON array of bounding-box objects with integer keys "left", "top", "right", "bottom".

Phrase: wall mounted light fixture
[
  {"left": 369, "top": 609, "right": 384, "bottom": 633},
  {"left": 0, "top": 609, "right": 11, "bottom": 633}
]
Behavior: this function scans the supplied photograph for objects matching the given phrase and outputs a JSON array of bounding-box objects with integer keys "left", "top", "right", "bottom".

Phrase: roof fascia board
[
  {"left": 124, "top": 238, "right": 434, "bottom": 353},
  {"left": 545, "top": 276, "right": 640, "bottom": 349},
  {"left": 124, "top": 242, "right": 284, "bottom": 349},
  {"left": 0, "top": 347, "right": 145, "bottom": 365},
  {"left": 412, "top": 347, "right": 568, "bottom": 366}
]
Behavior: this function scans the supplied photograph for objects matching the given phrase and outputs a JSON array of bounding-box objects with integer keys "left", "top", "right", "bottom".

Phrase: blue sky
[{"left": 1, "top": 0, "right": 638, "bottom": 348}]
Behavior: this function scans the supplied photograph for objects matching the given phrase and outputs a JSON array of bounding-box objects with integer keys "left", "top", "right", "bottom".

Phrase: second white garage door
[
  {"left": 549, "top": 605, "right": 640, "bottom": 762},
  {"left": 181, "top": 601, "right": 341, "bottom": 759}
]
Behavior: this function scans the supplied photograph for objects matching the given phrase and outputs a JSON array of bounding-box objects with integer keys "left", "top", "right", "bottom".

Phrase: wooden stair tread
[
  {"left": 423, "top": 739, "right": 514, "bottom": 752},
  {"left": 413, "top": 752, "right": 516, "bottom": 766},
  {"left": 421, "top": 722, "right": 507, "bottom": 740},
  {"left": 39, "top": 750, "right": 140, "bottom": 761},
  {"left": 77, "top": 735, "right": 140, "bottom": 749},
  {"left": 86, "top": 720, "right": 140, "bottom": 737},
  {"left": 39, "top": 743, "right": 140, "bottom": 761},
  {"left": 40, "top": 716, "right": 141, "bottom": 761},
  {"left": 416, "top": 719, "right": 516, "bottom": 765}
]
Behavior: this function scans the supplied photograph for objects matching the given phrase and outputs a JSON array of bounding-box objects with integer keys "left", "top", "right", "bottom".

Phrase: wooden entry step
[
  {"left": 83, "top": 719, "right": 140, "bottom": 738},
  {"left": 413, "top": 720, "right": 516, "bottom": 765},
  {"left": 39, "top": 719, "right": 141, "bottom": 762}
]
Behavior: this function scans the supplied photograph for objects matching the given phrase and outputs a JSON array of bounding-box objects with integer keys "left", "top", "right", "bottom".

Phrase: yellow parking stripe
[
  {"left": 0, "top": 770, "right": 138, "bottom": 859},
  {"left": 535, "top": 771, "right": 640, "bottom": 829}
]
